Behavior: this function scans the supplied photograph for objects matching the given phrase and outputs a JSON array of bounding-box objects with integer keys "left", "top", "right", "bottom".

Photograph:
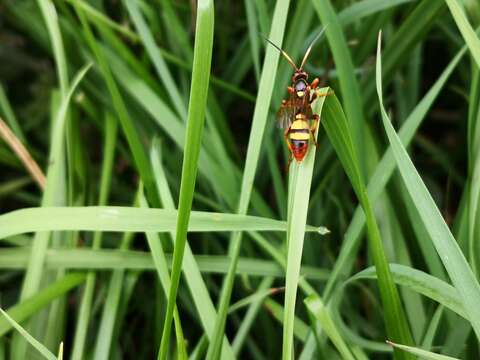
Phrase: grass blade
[
  {"left": 304, "top": 294, "right": 355, "bottom": 360},
  {"left": 282, "top": 89, "right": 328, "bottom": 359},
  {"left": 0, "top": 206, "right": 323, "bottom": 238},
  {"left": 0, "top": 308, "right": 56, "bottom": 360},
  {"left": 158, "top": 0, "right": 215, "bottom": 357},
  {"left": 386, "top": 341, "right": 460, "bottom": 360},
  {"left": 150, "top": 141, "right": 236, "bottom": 358},
  {"left": 377, "top": 31, "right": 480, "bottom": 340},
  {"left": 445, "top": 0, "right": 480, "bottom": 68},
  {"left": 322, "top": 91, "right": 414, "bottom": 358}
]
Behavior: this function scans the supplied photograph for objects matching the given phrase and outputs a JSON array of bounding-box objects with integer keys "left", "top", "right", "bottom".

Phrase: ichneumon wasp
[{"left": 265, "top": 28, "right": 330, "bottom": 168}]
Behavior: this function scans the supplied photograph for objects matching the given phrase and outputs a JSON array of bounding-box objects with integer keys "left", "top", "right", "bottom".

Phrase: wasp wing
[
  {"left": 276, "top": 102, "right": 295, "bottom": 129},
  {"left": 276, "top": 95, "right": 312, "bottom": 129}
]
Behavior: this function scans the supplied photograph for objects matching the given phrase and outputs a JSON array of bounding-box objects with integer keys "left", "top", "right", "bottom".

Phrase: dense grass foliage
[{"left": 1, "top": 0, "right": 480, "bottom": 359}]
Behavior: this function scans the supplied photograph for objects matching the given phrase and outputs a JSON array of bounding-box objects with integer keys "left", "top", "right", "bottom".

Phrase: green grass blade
[
  {"left": 386, "top": 341, "right": 460, "bottom": 360},
  {"left": 67, "top": 0, "right": 139, "bottom": 42},
  {"left": 124, "top": 0, "right": 187, "bottom": 119},
  {"left": 244, "top": 0, "right": 261, "bottom": 82},
  {"left": 140, "top": 190, "right": 187, "bottom": 359},
  {"left": 73, "top": 3, "right": 160, "bottom": 206},
  {"left": 445, "top": 0, "right": 480, "bottom": 68},
  {"left": 304, "top": 294, "right": 355, "bottom": 360},
  {"left": 338, "top": 0, "right": 414, "bottom": 25},
  {"left": 92, "top": 231, "right": 134, "bottom": 360},
  {"left": 0, "top": 206, "right": 322, "bottom": 238},
  {"left": 377, "top": 31, "right": 480, "bottom": 340},
  {"left": 0, "top": 308, "right": 56, "bottom": 360},
  {"left": 150, "top": 140, "right": 236, "bottom": 358},
  {"left": 158, "top": 0, "right": 214, "bottom": 357},
  {"left": 348, "top": 265, "right": 466, "bottom": 319},
  {"left": 71, "top": 113, "right": 117, "bottom": 360},
  {"left": 0, "top": 273, "right": 86, "bottom": 337},
  {"left": 206, "top": 0, "right": 291, "bottom": 357},
  {"left": 0, "top": 84, "right": 25, "bottom": 143},
  {"left": 282, "top": 89, "right": 328, "bottom": 359},
  {"left": 322, "top": 42, "right": 467, "bottom": 300},
  {"left": 37, "top": 0, "right": 68, "bottom": 95},
  {"left": 322, "top": 92, "right": 414, "bottom": 358},
  {"left": 0, "top": 248, "right": 329, "bottom": 280},
  {"left": 18, "top": 63, "right": 91, "bottom": 301},
  {"left": 312, "top": 0, "right": 365, "bottom": 162}
]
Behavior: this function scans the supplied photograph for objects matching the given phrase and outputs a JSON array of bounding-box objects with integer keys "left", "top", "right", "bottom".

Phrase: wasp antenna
[
  {"left": 299, "top": 25, "right": 328, "bottom": 70},
  {"left": 261, "top": 34, "right": 298, "bottom": 71}
]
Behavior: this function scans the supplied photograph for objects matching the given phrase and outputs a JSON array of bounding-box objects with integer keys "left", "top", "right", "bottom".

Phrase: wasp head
[{"left": 292, "top": 71, "right": 308, "bottom": 98}]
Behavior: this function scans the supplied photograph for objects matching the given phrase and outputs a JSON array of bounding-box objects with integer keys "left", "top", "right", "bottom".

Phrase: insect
[{"left": 265, "top": 29, "right": 329, "bottom": 167}]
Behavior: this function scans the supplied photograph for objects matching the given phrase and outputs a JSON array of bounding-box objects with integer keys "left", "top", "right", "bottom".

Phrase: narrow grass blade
[
  {"left": 322, "top": 92, "right": 414, "bottom": 357},
  {"left": 71, "top": 113, "right": 117, "bottom": 360},
  {"left": 0, "top": 308, "right": 56, "bottom": 360},
  {"left": 0, "top": 248, "right": 329, "bottom": 280},
  {"left": 18, "top": 63, "right": 91, "bottom": 301},
  {"left": 347, "top": 265, "right": 466, "bottom": 319},
  {"left": 206, "top": 0, "right": 291, "bottom": 357},
  {"left": 282, "top": 89, "right": 328, "bottom": 359},
  {"left": 140, "top": 190, "right": 187, "bottom": 359},
  {"left": 304, "top": 294, "right": 355, "bottom": 360},
  {"left": 312, "top": 0, "right": 366, "bottom": 162},
  {"left": 322, "top": 42, "right": 467, "bottom": 300},
  {"left": 445, "top": 0, "right": 480, "bottom": 68},
  {"left": 0, "top": 84, "right": 25, "bottom": 143},
  {"left": 158, "top": 0, "right": 215, "bottom": 357},
  {"left": 386, "top": 341, "right": 460, "bottom": 360},
  {"left": 73, "top": 4, "right": 160, "bottom": 206},
  {"left": 244, "top": 0, "right": 261, "bottom": 81},
  {"left": 124, "top": 0, "right": 187, "bottom": 119},
  {"left": 67, "top": 0, "right": 138, "bottom": 42},
  {"left": 0, "top": 274, "right": 86, "bottom": 337},
  {"left": 229, "top": 286, "right": 283, "bottom": 314},
  {"left": 0, "top": 206, "right": 322, "bottom": 238},
  {"left": 377, "top": 31, "right": 480, "bottom": 340},
  {"left": 150, "top": 141, "right": 236, "bottom": 359},
  {"left": 37, "top": 0, "right": 68, "bottom": 95}
]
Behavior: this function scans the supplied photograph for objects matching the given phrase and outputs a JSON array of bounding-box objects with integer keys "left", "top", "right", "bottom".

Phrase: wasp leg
[
  {"left": 287, "top": 86, "right": 295, "bottom": 94},
  {"left": 284, "top": 126, "right": 293, "bottom": 172},
  {"left": 310, "top": 78, "right": 320, "bottom": 90},
  {"left": 310, "top": 114, "right": 320, "bottom": 149}
]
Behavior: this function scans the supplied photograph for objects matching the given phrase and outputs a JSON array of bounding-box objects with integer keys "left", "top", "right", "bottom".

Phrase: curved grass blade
[
  {"left": 312, "top": 0, "right": 366, "bottom": 162},
  {"left": 376, "top": 31, "right": 480, "bottom": 340},
  {"left": 322, "top": 42, "right": 467, "bottom": 300},
  {"left": 304, "top": 294, "right": 355, "bottom": 360},
  {"left": 158, "top": 0, "right": 215, "bottom": 357},
  {"left": 445, "top": 0, "right": 480, "bottom": 68},
  {"left": 322, "top": 92, "right": 414, "bottom": 358},
  {"left": 73, "top": 3, "right": 160, "bottom": 206},
  {"left": 0, "top": 206, "right": 322, "bottom": 239},
  {"left": 0, "top": 273, "right": 86, "bottom": 337},
  {"left": 124, "top": 0, "right": 187, "bottom": 119},
  {"left": 347, "top": 265, "right": 466, "bottom": 319},
  {"left": 17, "top": 63, "right": 91, "bottom": 302},
  {"left": 66, "top": 0, "right": 139, "bottom": 42},
  {"left": 0, "top": 308, "right": 56, "bottom": 360},
  {"left": 386, "top": 341, "right": 460, "bottom": 360},
  {"left": 282, "top": 88, "right": 328, "bottom": 359}
]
